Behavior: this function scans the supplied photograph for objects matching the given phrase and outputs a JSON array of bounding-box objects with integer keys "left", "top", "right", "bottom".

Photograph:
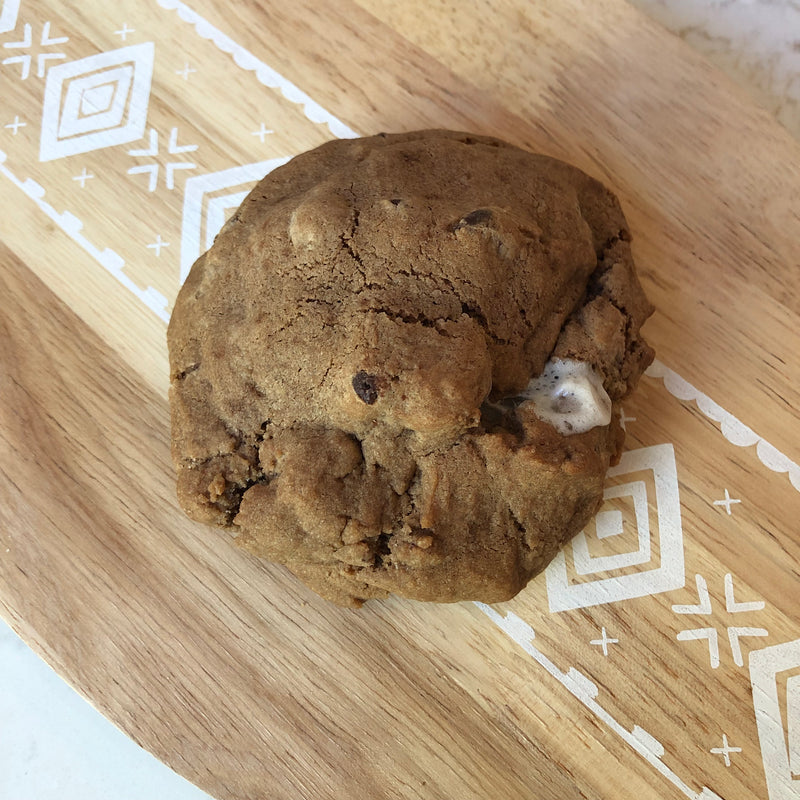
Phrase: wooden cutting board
[{"left": 1, "top": 1, "right": 799, "bottom": 798}]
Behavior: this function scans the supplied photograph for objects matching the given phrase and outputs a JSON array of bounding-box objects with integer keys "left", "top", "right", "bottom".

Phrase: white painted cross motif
[
  {"left": 709, "top": 734, "right": 742, "bottom": 767},
  {"left": 2, "top": 21, "right": 68, "bottom": 79},
  {"left": 251, "top": 123, "right": 274, "bottom": 142},
  {"left": 4, "top": 115, "right": 25, "bottom": 134},
  {"left": 114, "top": 23, "right": 135, "bottom": 41},
  {"left": 672, "top": 573, "right": 768, "bottom": 667},
  {"left": 175, "top": 62, "right": 196, "bottom": 79},
  {"left": 619, "top": 407, "right": 636, "bottom": 430},
  {"left": 127, "top": 127, "right": 198, "bottom": 191},
  {"left": 590, "top": 627, "right": 619, "bottom": 657},
  {"left": 713, "top": 488, "right": 741, "bottom": 515},
  {"left": 72, "top": 167, "right": 94, "bottom": 188},
  {"left": 146, "top": 234, "right": 170, "bottom": 256},
  {"left": 481, "top": 606, "right": 725, "bottom": 800}
]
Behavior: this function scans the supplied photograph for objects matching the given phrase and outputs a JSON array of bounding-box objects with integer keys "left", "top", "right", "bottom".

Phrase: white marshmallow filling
[{"left": 520, "top": 358, "right": 612, "bottom": 435}]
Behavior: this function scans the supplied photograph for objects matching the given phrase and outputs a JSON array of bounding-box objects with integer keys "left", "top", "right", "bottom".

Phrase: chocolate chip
[
  {"left": 454, "top": 208, "right": 493, "bottom": 230},
  {"left": 389, "top": 198, "right": 403, "bottom": 206},
  {"left": 352, "top": 371, "right": 379, "bottom": 404}
]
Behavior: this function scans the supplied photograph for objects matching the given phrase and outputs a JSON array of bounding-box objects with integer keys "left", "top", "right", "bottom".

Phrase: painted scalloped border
[
  {"left": 156, "top": 0, "right": 359, "bottom": 140},
  {"left": 646, "top": 359, "right": 800, "bottom": 493}
]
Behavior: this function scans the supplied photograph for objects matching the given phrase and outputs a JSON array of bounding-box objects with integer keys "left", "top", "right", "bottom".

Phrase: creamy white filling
[{"left": 521, "top": 358, "right": 611, "bottom": 435}]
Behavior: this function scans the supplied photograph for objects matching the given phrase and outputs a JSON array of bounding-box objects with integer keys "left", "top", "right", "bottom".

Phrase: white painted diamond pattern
[
  {"left": 572, "top": 480, "right": 651, "bottom": 574},
  {"left": 40, "top": 42, "right": 154, "bottom": 161},
  {"left": 546, "top": 444, "right": 685, "bottom": 612},
  {"left": 0, "top": 0, "right": 20, "bottom": 34},
  {"left": 205, "top": 191, "right": 247, "bottom": 248},
  {"left": 80, "top": 82, "right": 116, "bottom": 116},
  {"left": 595, "top": 508, "right": 624, "bottom": 539},
  {"left": 788, "top": 674, "right": 800, "bottom": 776},
  {"left": 59, "top": 67, "right": 132, "bottom": 138},
  {"left": 180, "top": 157, "right": 291, "bottom": 283},
  {"left": 749, "top": 639, "right": 800, "bottom": 800}
]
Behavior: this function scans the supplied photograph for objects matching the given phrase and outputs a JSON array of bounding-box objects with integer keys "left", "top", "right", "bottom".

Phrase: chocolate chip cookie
[{"left": 167, "top": 130, "right": 654, "bottom": 606}]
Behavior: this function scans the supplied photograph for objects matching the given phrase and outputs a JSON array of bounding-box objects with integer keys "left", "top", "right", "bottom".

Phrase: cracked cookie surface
[{"left": 167, "top": 130, "right": 654, "bottom": 606}]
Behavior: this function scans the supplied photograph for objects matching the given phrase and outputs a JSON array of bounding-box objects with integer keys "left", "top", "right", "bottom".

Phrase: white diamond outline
[
  {"left": 80, "top": 81, "right": 117, "bottom": 116},
  {"left": 749, "top": 638, "right": 800, "bottom": 800},
  {"left": 58, "top": 65, "right": 133, "bottom": 139},
  {"left": 572, "top": 480, "right": 651, "bottom": 575},
  {"left": 595, "top": 508, "right": 624, "bottom": 539},
  {"left": 205, "top": 190, "right": 247, "bottom": 250},
  {"left": 788, "top": 674, "right": 800, "bottom": 776},
  {"left": 0, "top": 0, "right": 21, "bottom": 35},
  {"left": 40, "top": 42, "right": 154, "bottom": 162},
  {"left": 180, "top": 157, "right": 291, "bottom": 283},
  {"left": 546, "top": 443, "right": 684, "bottom": 612}
]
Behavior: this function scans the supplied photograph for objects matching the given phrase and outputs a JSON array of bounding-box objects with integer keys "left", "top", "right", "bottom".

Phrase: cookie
[{"left": 167, "top": 130, "right": 654, "bottom": 606}]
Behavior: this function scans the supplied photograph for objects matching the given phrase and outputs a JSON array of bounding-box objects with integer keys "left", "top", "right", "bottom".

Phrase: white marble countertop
[
  {"left": 2, "top": 2, "right": 798, "bottom": 798},
  {"left": 629, "top": 0, "right": 800, "bottom": 139}
]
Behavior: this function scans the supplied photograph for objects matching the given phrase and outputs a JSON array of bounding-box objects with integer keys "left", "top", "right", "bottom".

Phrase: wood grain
[
  {"left": 1, "top": 1, "right": 799, "bottom": 799},
  {"left": 0, "top": 242, "right": 583, "bottom": 800}
]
